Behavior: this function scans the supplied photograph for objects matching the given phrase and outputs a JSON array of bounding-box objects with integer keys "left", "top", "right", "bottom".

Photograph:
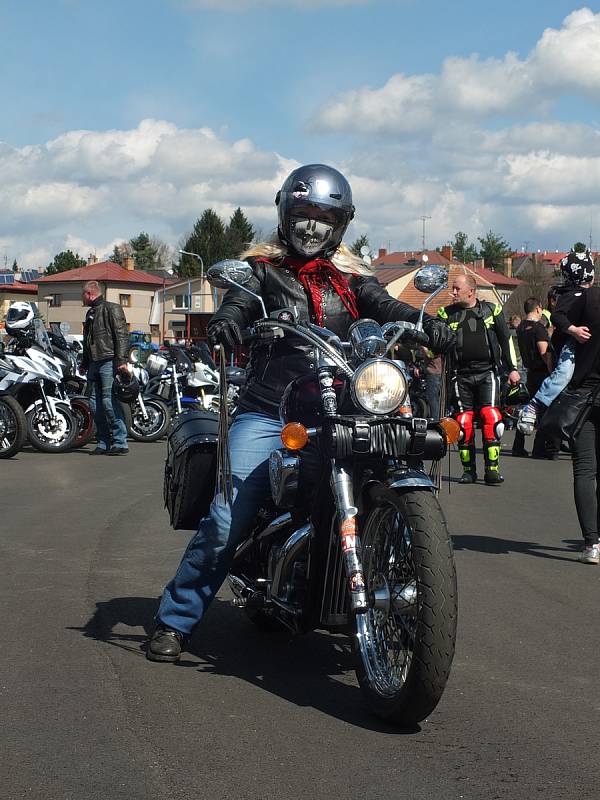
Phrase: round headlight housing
[{"left": 351, "top": 359, "right": 408, "bottom": 415}]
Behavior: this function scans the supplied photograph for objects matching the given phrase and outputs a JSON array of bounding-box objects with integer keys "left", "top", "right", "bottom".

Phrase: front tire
[
  {"left": 354, "top": 487, "right": 457, "bottom": 726},
  {"left": 26, "top": 404, "right": 78, "bottom": 453},
  {"left": 128, "top": 397, "right": 170, "bottom": 442},
  {"left": 0, "top": 396, "right": 27, "bottom": 458}
]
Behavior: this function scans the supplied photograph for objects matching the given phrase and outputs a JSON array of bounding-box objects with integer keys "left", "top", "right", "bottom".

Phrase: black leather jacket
[
  {"left": 82, "top": 297, "right": 129, "bottom": 369},
  {"left": 210, "top": 257, "right": 429, "bottom": 416}
]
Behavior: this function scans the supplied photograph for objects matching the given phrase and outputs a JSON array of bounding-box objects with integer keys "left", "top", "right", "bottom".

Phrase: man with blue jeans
[
  {"left": 518, "top": 247, "right": 595, "bottom": 437},
  {"left": 81, "top": 280, "right": 130, "bottom": 455}
]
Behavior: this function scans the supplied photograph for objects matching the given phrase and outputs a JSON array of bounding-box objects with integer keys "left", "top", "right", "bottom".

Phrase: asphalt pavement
[{"left": 1, "top": 434, "right": 599, "bottom": 800}]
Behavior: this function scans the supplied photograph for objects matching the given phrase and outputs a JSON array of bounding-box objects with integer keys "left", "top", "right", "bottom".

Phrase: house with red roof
[
  {"left": 373, "top": 246, "right": 522, "bottom": 313},
  {"left": 34, "top": 256, "right": 180, "bottom": 340}
]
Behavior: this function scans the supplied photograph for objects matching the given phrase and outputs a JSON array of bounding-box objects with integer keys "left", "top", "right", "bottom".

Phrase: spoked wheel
[
  {"left": 0, "top": 396, "right": 27, "bottom": 458},
  {"left": 70, "top": 397, "right": 95, "bottom": 448},
  {"left": 26, "top": 404, "right": 78, "bottom": 453},
  {"left": 355, "top": 487, "right": 457, "bottom": 726},
  {"left": 128, "top": 397, "right": 170, "bottom": 442}
]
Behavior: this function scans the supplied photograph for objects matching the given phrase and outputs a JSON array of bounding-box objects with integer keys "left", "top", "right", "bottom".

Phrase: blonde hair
[{"left": 241, "top": 236, "right": 376, "bottom": 277}]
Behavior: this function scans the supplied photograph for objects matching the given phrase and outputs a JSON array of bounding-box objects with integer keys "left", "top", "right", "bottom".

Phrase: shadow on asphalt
[
  {"left": 452, "top": 533, "right": 579, "bottom": 562},
  {"left": 73, "top": 595, "right": 421, "bottom": 734}
]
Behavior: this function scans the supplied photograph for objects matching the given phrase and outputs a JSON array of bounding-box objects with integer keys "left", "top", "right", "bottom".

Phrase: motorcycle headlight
[{"left": 351, "top": 359, "right": 408, "bottom": 415}]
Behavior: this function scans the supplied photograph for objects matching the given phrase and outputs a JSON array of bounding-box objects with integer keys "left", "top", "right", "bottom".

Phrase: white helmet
[{"left": 5, "top": 301, "right": 36, "bottom": 333}]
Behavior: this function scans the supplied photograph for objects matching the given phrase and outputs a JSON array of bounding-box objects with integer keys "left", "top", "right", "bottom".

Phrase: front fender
[
  {"left": 24, "top": 398, "right": 71, "bottom": 416},
  {"left": 363, "top": 470, "right": 435, "bottom": 506}
]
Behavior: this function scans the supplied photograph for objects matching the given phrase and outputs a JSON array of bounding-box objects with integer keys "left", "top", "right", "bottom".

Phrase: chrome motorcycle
[{"left": 208, "top": 260, "right": 459, "bottom": 727}]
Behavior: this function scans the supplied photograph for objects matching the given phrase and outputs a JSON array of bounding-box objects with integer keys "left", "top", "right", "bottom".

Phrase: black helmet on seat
[
  {"left": 276, "top": 164, "right": 355, "bottom": 259},
  {"left": 113, "top": 371, "right": 140, "bottom": 404}
]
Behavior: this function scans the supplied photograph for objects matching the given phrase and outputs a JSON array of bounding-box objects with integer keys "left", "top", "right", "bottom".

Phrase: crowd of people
[{"left": 439, "top": 245, "right": 600, "bottom": 565}]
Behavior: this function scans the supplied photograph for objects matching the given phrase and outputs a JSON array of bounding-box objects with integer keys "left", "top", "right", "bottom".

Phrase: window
[
  {"left": 173, "top": 294, "right": 190, "bottom": 310},
  {"left": 119, "top": 294, "right": 131, "bottom": 307},
  {"left": 49, "top": 294, "right": 62, "bottom": 307}
]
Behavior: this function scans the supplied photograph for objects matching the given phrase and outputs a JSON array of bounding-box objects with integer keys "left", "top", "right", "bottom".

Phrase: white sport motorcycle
[{"left": 2, "top": 326, "right": 78, "bottom": 453}]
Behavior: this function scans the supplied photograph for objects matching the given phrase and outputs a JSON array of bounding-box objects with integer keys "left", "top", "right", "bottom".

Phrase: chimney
[
  {"left": 88, "top": 253, "right": 98, "bottom": 265},
  {"left": 503, "top": 257, "right": 513, "bottom": 278},
  {"left": 440, "top": 245, "right": 453, "bottom": 262},
  {"left": 378, "top": 248, "right": 387, "bottom": 259},
  {"left": 123, "top": 255, "right": 135, "bottom": 271}
]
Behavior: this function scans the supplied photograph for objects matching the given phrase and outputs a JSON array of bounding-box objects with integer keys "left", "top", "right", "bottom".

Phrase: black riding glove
[
  {"left": 423, "top": 319, "right": 455, "bottom": 354},
  {"left": 207, "top": 319, "right": 243, "bottom": 351}
]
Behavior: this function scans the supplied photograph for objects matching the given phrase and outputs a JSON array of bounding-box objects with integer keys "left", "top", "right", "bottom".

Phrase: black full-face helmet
[
  {"left": 276, "top": 164, "right": 355, "bottom": 259},
  {"left": 113, "top": 371, "right": 140, "bottom": 404}
]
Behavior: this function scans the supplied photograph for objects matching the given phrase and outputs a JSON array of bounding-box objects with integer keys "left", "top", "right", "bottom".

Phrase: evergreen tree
[
  {"left": 349, "top": 234, "right": 372, "bottom": 257},
  {"left": 177, "top": 210, "right": 228, "bottom": 278},
  {"left": 129, "top": 232, "right": 157, "bottom": 271},
  {"left": 477, "top": 230, "right": 512, "bottom": 272},
  {"left": 11, "top": 259, "right": 18, "bottom": 273},
  {"left": 225, "top": 207, "right": 255, "bottom": 258},
  {"left": 451, "top": 231, "right": 478, "bottom": 265},
  {"left": 46, "top": 250, "right": 87, "bottom": 275}
]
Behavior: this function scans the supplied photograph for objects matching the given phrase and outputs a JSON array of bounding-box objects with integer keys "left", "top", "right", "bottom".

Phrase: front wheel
[
  {"left": 26, "top": 404, "right": 78, "bottom": 453},
  {"left": 354, "top": 487, "right": 457, "bottom": 727},
  {"left": 0, "top": 396, "right": 27, "bottom": 458},
  {"left": 128, "top": 397, "right": 170, "bottom": 442}
]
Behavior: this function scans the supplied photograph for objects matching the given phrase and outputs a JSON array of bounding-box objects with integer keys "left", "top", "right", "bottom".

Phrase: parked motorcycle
[
  {"left": 204, "top": 259, "right": 459, "bottom": 726},
  {"left": 0, "top": 351, "right": 27, "bottom": 458},
  {"left": 2, "top": 320, "right": 78, "bottom": 453},
  {"left": 125, "top": 362, "right": 171, "bottom": 442},
  {"left": 46, "top": 330, "right": 95, "bottom": 448}
]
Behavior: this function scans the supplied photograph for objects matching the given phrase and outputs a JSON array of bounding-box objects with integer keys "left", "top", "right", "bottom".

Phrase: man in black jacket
[
  {"left": 81, "top": 280, "right": 130, "bottom": 455},
  {"left": 438, "top": 273, "right": 520, "bottom": 485}
]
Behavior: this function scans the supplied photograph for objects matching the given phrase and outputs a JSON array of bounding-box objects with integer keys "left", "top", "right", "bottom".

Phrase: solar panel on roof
[
  {"left": 20, "top": 270, "right": 40, "bottom": 283},
  {"left": 0, "top": 274, "right": 15, "bottom": 284}
]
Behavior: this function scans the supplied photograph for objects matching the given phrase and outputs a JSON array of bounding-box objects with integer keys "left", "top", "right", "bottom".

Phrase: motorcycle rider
[
  {"left": 438, "top": 272, "right": 520, "bottom": 485},
  {"left": 146, "top": 163, "right": 455, "bottom": 662}
]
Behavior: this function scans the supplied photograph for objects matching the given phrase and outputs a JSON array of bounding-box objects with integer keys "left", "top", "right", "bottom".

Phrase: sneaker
[
  {"left": 517, "top": 403, "right": 537, "bottom": 435},
  {"left": 579, "top": 544, "right": 600, "bottom": 564},
  {"left": 89, "top": 447, "right": 108, "bottom": 455},
  {"left": 108, "top": 447, "right": 129, "bottom": 456}
]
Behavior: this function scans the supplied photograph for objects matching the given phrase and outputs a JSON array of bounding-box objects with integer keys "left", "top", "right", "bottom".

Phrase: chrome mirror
[
  {"left": 206, "top": 259, "right": 267, "bottom": 319},
  {"left": 414, "top": 265, "right": 448, "bottom": 294},
  {"left": 206, "top": 259, "right": 254, "bottom": 289}
]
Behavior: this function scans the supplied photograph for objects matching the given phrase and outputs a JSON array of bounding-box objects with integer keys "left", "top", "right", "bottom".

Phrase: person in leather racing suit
[
  {"left": 438, "top": 273, "right": 520, "bottom": 485},
  {"left": 146, "top": 163, "right": 455, "bottom": 662}
]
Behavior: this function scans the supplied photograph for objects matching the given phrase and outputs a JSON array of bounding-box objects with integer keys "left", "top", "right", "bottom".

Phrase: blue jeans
[
  {"left": 157, "top": 412, "right": 283, "bottom": 635},
  {"left": 425, "top": 373, "right": 441, "bottom": 419},
  {"left": 534, "top": 342, "right": 576, "bottom": 407},
  {"left": 87, "top": 358, "right": 128, "bottom": 450}
]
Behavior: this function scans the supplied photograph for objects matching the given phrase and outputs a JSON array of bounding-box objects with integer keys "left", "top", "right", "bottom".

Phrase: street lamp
[{"left": 178, "top": 249, "right": 204, "bottom": 341}]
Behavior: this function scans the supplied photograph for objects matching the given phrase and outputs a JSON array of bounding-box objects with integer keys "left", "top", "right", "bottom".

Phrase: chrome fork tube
[
  {"left": 173, "top": 373, "right": 182, "bottom": 414},
  {"left": 39, "top": 380, "right": 55, "bottom": 419},
  {"left": 330, "top": 461, "right": 368, "bottom": 614}
]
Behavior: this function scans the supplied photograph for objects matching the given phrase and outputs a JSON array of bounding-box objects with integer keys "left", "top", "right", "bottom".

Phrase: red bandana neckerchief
[{"left": 272, "top": 255, "right": 360, "bottom": 325}]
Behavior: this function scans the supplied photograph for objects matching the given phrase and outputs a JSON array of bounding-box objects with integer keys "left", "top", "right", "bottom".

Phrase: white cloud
[{"left": 313, "top": 8, "right": 600, "bottom": 134}]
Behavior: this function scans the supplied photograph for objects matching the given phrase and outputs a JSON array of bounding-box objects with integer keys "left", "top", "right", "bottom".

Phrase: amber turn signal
[
  {"left": 438, "top": 416, "right": 461, "bottom": 445},
  {"left": 280, "top": 422, "right": 309, "bottom": 450}
]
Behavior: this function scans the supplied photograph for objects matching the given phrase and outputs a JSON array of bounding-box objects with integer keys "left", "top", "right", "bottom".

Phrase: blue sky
[{"left": 1, "top": 0, "right": 599, "bottom": 266}]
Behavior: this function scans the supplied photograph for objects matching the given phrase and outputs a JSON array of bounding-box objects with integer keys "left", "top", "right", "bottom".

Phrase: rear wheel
[
  {"left": 0, "top": 396, "right": 27, "bottom": 458},
  {"left": 354, "top": 487, "right": 457, "bottom": 726},
  {"left": 26, "top": 404, "right": 78, "bottom": 453}
]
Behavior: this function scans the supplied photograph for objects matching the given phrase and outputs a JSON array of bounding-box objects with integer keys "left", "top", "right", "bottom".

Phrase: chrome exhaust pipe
[{"left": 270, "top": 523, "right": 313, "bottom": 603}]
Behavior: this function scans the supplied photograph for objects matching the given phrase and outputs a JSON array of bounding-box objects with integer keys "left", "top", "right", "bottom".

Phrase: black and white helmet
[
  {"left": 276, "top": 164, "right": 355, "bottom": 258},
  {"left": 5, "top": 301, "right": 35, "bottom": 333},
  {"left": 559, "top": 248, "right": 595, "bottom": 285}
]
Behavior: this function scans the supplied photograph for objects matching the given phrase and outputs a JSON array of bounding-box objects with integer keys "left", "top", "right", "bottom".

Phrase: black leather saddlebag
[{"left": 163, "top": 410, "right": 219, "bottom": 530}]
